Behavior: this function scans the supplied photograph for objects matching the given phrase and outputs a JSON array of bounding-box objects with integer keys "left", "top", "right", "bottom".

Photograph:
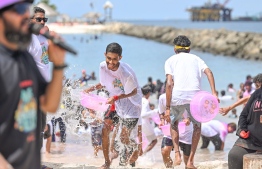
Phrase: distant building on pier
[{"left": 186, "top": 0, "right": 232, "bottom": 21}]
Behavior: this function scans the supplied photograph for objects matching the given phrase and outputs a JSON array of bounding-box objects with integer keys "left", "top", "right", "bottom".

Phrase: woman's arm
[{"left": 219, "top": 96, "right": 250, "bottom": 116}]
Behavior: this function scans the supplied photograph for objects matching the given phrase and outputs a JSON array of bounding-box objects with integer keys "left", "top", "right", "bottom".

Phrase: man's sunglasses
[
  {"left": 3, "top": 2, "right": 30, "bottom": 15},
  {"left": 34, "top": 17, "right": 48, "bottom": 23}
]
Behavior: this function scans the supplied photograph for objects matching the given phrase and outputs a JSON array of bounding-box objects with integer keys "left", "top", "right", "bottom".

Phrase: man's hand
[
  {"left": 219, "top": 107, "right": 231, "bottom": 116},
  {"left": 106, "top": 97, "right": 115, "bottom": 105},
  {"left": 183, "top": 118, "right": 191, "bottom": 126},
  {"left": 240, "top": 130, "right": 250, "bottom": 139},
  {"left": 84, "top": 86, "right": 95, "bottom": 93},
  {"left": 164, "top": 109, "right": 171, "bottom": 123}
]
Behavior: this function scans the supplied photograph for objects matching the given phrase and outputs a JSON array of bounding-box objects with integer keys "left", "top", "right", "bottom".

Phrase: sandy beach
[
  {"left": 47, "top": 23, "right": 105, "bottom": 34},
  {"left": 41, "top": 92, "right": 236, "bottom": 169}
]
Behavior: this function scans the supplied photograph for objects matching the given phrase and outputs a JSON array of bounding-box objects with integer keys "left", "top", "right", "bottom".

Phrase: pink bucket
[
  {"left": 159, "top": 122, "right": 186, "bottom": 136},
  {"left": 190, "top": 91, "right": 219, "bottom": 123},
  {"left": 160, "top": 124, "right": 170, "bottom": 136},
  {"left": 152, "top": 115, "right": 161, "bottom": 124},
  {"left": 80, "top": 92, "right": 109, "bottom": 112}
]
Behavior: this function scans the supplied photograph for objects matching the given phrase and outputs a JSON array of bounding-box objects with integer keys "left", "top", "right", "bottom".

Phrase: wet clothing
[
  {"left": 165, "top": 52, "right": 208, "bottom": 106},
  {"left": 44, "top": 124, "right": 51, "bottom": 139},
  {"left": 161, "top": 137, "right": 191, "bottom": 156},
  {"left": 170, "top": 104, "right": 200, "bottom": 127},
  {"left": 99, "top": 61, "right": 142, "bottom": 118},
  {"left": 91, "top": 126, "right": 102, "bottom": 146},
  {"left": 0, "top": 44, "right": 47, "bottom": 169},
  {"left": 201, "top": 134, "right": 222, "bottom": 150},
  {"left": 104, "top": 110, "right": 138, "bottom": 129}
]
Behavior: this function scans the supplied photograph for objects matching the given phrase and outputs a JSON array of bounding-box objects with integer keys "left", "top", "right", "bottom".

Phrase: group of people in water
[
  {"left": 0, "top": 1, "right": 261, "bottom": 168},
  {"left": 43, "top": 37, "right": 262, "bottom": 169}
]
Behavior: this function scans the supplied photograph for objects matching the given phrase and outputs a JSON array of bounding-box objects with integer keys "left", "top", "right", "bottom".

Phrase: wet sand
[
  {"left": 42, "top": 91, "right": 238, "bottom": 169},
  {"left": 42, "top": 129, "right": 232, "bottom": 169}
]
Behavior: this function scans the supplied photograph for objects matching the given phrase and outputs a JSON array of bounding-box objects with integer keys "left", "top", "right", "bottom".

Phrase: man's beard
[{"left": 3, "top": 17, "right": 31, "bottom": 50}]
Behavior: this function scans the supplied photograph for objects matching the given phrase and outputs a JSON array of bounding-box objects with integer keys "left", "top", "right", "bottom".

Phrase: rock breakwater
[{"left": 104, "top": 22, "right": 262, "bottom": 60}]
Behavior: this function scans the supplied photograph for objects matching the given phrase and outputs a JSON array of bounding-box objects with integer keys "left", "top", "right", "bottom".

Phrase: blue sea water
[{"left": 64, "top": 20, "right": 262, "bottom": 93}]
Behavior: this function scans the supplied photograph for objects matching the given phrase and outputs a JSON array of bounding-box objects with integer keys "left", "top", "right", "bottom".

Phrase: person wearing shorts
[
  {"left": 84, "top": 43, "right": 142, "bottom": 169},
  {"left": 164, "top": 35, "right": 218, "bottom": 169},
  {"left": 160, "top": 117, "right": 193, "bottom": 168},
  {"left": 43, "top": 123, "right": 52, "bottom": 153}
]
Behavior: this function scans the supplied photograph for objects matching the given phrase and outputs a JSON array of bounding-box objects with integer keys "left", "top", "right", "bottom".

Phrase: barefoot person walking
[
  {"left": 84, "top": 42, "right": 142, "bottom": 169},
  {"left": 164, "top": 35, "right": 218, "bottom": 169}
]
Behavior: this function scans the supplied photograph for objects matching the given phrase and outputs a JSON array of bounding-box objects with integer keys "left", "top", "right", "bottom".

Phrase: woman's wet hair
[
  {"left": 173, "top": 35, "right": 191, "bottom": 53},
  {"left": 106, "top": 42, "right": 122, "bottom": 56}
]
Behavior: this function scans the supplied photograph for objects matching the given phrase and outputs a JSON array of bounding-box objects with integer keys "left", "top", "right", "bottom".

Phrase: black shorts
[
  {"left": 44, "top": 124, "right": 51, "bottom": 139},
  {"left": 104, "top": 110, "right": 138, "bottom": 129},
  {"left": 161, "top": 137, "right": 191, "bottom": 156},
  {"left": 201, "top": 134, "right": 222, "bottom": 150},
  {"left": 179, "top": 142, "right": 191, "bottom": 156}
]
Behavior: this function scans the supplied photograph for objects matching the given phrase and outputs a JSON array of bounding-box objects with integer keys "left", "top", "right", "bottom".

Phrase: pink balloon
[
  {"left": 80, "top": 92, "right": 109, "bottom": 112},
  {"left": 190, "top": 91, "right": 219, "bottom": 123}
]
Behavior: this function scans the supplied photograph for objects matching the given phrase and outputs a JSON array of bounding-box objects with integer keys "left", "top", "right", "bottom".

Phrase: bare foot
[
  {"left": 186, "top": 162, "right": 197, "bottom": 169},
  {"left": 173, "top": 151, "right": 182, "bottom": 166},
  {"left": 110, "top": 151, "right": 118, "bottom": 163},
  {"left": 99, "top": 163, "right": 110, "bottom": 169}
]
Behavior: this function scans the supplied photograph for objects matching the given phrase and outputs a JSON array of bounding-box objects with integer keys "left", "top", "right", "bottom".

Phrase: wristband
[
  {"left": 166, "top": 106, "right": 171, "bottom": 110},
  {"left": 113, "top": 95, "right": 119, "bottom": 101},
  {"left": 54, "top": 64, "right": 68, "bottom": 70}
]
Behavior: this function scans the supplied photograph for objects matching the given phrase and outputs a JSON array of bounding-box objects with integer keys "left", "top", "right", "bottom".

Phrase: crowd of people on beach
[{"left": 0, "top": 1, "right": 262, "bottom": 169}]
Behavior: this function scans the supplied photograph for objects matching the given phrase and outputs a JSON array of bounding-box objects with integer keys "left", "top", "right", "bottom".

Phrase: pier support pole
[{"left": 243, "top": 153, "right": 262, "bottom": 169}]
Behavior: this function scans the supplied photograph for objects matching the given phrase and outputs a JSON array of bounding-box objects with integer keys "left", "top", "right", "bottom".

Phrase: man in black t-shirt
[{"left": 0, "top": 1, "right": 67, "bottom": 169}]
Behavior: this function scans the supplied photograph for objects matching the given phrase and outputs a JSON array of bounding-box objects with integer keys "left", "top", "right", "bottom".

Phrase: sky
[{"left": 35, "top": 0, "right": 262, "bottom": 20}]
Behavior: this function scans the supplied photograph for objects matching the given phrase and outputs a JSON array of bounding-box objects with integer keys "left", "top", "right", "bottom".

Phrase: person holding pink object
[
  {"left": 164, "top": 35, "right": 218, "bottom": 169},
  {"left": 84, "top": 42, "right": 142, "bottom": 169},
  {"left": 159, "top": 92, "right": 193, "bottom": 168}
]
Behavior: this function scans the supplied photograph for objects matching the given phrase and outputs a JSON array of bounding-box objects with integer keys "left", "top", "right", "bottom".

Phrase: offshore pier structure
[{"left": 187, "top": 0, "right": 232, "bottom": 21}]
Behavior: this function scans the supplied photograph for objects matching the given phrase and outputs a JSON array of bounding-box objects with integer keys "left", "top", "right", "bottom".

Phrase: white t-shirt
[
  {"left": 99, "top": 61, "right": 142, "bottom": 118},
  {"left": 141, "top": 97, "right": 158, "bottom": 136},
  {"left": 158, "top": 93, "right": 193, "bottom": 144},
  {"left": 165, "top": 53, "right": 208, "bottom": 105},
  {"left": 28, "top": 34, "right": 50, "bottom": 81},
  {"left": 158, "top": 93, "right": 166, "bottom": 115},
  {"left": 201, "top": 120, "right": 228, "bottom": 142}
]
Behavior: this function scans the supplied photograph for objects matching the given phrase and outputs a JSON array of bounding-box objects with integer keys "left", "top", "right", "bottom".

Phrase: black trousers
[{"left": 228, "top": 145, "right": 257, "bottom": 169}]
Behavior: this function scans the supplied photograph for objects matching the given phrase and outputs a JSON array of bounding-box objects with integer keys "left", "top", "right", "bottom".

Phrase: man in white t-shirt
[
  {"left": 164, "top": 35, "right": 218, "bottom": 169},
  {"left": 28, "top": 7, "right": 50, "bottom": 82},
  {"left": 201, "top": 120, "right": 236, "bottom": 150},
  {"left": 84, "top": 43, "right": 142, "bottom": 169},
  {"left": 27, "top": 7, "right": 54, "bottom": 166}
]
